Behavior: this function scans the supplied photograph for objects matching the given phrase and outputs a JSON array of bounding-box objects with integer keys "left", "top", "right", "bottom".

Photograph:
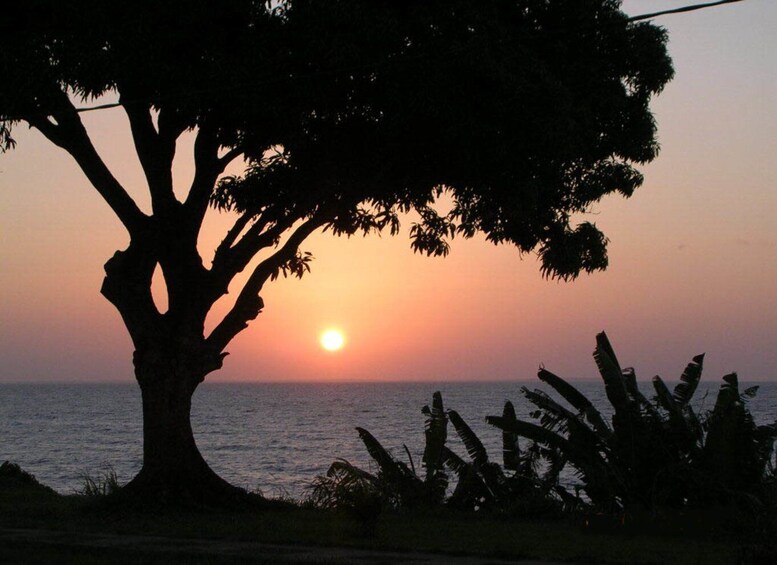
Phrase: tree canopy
[{"left": 2, "top": 0, "right": 673, "bottom": 282}]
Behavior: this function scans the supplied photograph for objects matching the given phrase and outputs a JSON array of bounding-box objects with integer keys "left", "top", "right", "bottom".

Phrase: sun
[{"left": 320, "top": 329, "right": 346, "bottom": 352}]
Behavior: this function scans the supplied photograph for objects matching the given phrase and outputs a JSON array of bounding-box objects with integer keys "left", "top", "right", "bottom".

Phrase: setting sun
[{"left": 320, "top": 329, "right": 346, "bottom": 352}]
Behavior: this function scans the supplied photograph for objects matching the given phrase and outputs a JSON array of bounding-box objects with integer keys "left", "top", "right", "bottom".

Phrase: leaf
[
  {"left": 712, "top": 373, "right": 740, "bottom": 414},
  {"left": 622, "top": 367, "right": 658, "bottom": 418},
  {"left": 442, "top": 446, "right": 490, "bottom": 508},
  {"left": 327, "top": 458, "right": 379, "bottom": 486},
  {"left": 683, "top": 404, "right": 705, "bottom": 445},
  {"left": 652, "top": 375, "right": 701, "bottom": 454},
  {"left": 422, "top": 391, "right": 447, "bottom": 475},
  {"left": 441, "top": 446, "right": 469, "bottom": 476},
  {"left": 673, "top": 354, "right": 704, "bottom": 406},
  {"left": 448, "top": 410, "right": 489, "bottom": 468},
  {"left": 538, "top": 367, "right": 612, "bottom": 440},
  {"left": 593, "top": 332, "right": 632, "bottom": 417},
  {"left": 521, "top": 387, "right": 599, "bottom": 448},
  {"left": 652, "top": 375, "right": 679, "bottom": 413},
  {"left": 500, "top": 401, "right": 521, "bottom": 472},
  {"left": 486, "top": 415, "right": 614, "bottom": 507},
  {"left": 356, "top": 427, "right": 415, "bottom": 483}
]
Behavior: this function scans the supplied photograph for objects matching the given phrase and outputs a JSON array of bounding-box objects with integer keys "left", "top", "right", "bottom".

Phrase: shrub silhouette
[
  {"left": 312, "top": 393, "right": 561, "bottom": 516},
  {"left": 487, "top": 332, "right": 777, "bottom": 514}
]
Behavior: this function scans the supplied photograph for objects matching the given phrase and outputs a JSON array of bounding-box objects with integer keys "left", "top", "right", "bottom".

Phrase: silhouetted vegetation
[
  {"left": 0, "top": 461, "right": 56, "bottom": 496},
  {"left": 78, "top": 467, "right": 121, "bottom": 498},
  {"left": 488, "top": 332, "right": 777, "bottom": 523},
  {"left": 310, "top": 392, "right": 562, "bottom": 518},
  {"left": 0, "top": 1, "right": 673, "bottom": 503},
  {"left": 314, "top": 333, "right": 777, "bottom": 540}
]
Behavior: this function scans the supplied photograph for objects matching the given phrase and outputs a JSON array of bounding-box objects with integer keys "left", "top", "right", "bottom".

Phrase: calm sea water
[{"left": 2, "top": 381, "right": 776, "bottom": 498}]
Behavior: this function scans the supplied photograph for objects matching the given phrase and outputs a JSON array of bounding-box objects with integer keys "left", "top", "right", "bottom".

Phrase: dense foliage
[
  {"left": 315, "top": 334, "right": 777, "bottom": 527},
  {"left": 489, "top": 333, "right": 777, "bottom": 514}
]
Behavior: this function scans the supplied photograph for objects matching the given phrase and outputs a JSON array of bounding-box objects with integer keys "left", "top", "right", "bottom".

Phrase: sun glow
[{"left": 320, "top": 329, "right": 346, "bottom": 352}]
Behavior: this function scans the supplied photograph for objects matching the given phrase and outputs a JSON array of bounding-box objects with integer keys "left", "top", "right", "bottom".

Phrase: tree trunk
[{"left": 120, "top": 354, "right": 249, "bottom": 507}]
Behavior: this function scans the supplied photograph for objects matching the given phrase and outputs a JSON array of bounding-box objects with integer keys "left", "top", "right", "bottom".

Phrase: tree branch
[
  {"left": 206, "top": 217, "right": 325, "bottom": 353},
  {"left": 121, "top": 97, "right": 178, "bottom": 215},
  {"left": 25, "top": 93, "right": 147, "bottom": 235},
  {"left": 213, "top": 211, "right": 254, "bottom": 262},
  {"left": 210, "top": 211, "right": 296, "bottom": 282},
  {"left": 184, "top": 125, "right": 229, "bottom": 231},
  {"left": 219, "top": 145, "right": 246, "bottom": 168}
]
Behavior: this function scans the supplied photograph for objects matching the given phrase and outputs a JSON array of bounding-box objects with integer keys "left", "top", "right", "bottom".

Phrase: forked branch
[
  {"left": 121, "top": 97, "right": 178, "bottom": 215},
  {"left": 25, "top": 91, "right": 146, "bottom": 234},
  {"left": 206, "top": 216, "right": 326, "bottom": 353},
  {"left": 210, "top": 211, "right": 298, "bottom": 283},
  {"left": 185, "top": 128, "right": 246, "bottom": 232}
]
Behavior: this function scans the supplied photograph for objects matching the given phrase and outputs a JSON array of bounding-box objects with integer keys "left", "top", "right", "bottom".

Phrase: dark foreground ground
[
  {"left": 1, "top": 527, "right": 569, "bottom": 565},
  {"left": 0, "top": 469, "right": 771, "bottom": 565}
]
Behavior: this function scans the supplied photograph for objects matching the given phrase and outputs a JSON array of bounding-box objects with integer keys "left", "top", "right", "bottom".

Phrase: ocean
[{"left": 2, "top": 381, "right": 776, "bottom": 498}]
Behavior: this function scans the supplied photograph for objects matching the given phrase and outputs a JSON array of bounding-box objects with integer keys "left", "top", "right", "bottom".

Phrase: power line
[
  {"left": 1, "top": 0, "right": 750, "bottom": 122},
  {"left": 627, "top": 0, "right": 745, "bottom": 23}
]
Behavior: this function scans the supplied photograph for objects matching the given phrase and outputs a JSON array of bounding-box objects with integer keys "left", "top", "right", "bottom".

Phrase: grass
[{"left": 0, "top": 462, "right": 769, "bottom": 565}]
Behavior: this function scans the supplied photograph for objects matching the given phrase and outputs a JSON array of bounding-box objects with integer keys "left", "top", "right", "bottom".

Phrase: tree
[{"left": 0, "top": 0, "right": 673, "bottom": 504}]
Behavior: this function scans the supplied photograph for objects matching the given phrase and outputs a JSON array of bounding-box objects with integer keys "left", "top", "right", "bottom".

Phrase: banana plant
[
  {"left": 311, "top": 392, "right": 453, "bottom": 510},
  {"left": 421, "top": 391, "right": 449, "bottom": 503},
  {"left": 444, "top": 408, "right": 507, "bottom": 508},
  {"left": 489, "top": 332, "right": 777, "bottom": 513},
  {"left": 488, "top": 332, "right": 717, "bottom": 511},
  {"left": 443, "top": 404, "right": 563, "bottom": 514},
  {"left": 699, "top": 373, "right": 777, "bottom": 503}
]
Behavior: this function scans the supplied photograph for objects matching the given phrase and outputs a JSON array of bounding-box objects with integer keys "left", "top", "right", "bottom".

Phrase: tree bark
[{"left": 120, "top": 350, "right": 249, "bottom": 507}]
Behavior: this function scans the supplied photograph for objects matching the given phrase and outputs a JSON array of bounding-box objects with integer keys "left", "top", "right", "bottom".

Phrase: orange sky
[{"left": 1, "top": 0, "right": 775, "bottom": 383}]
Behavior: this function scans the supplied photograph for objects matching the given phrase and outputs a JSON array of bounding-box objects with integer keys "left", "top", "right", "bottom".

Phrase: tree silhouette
[{"left": 0, "top": 1, "right": 673, "bottom": 504}]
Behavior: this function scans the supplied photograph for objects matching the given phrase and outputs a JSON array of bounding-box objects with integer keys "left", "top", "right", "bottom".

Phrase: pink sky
[{"left": 1, "top": 0, "right": 775, "bottom": 383}]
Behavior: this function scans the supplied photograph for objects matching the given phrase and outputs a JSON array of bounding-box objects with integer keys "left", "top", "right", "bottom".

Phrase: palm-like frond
[
  {"left": 356, "top": 427, "right": 416, "bottom": 483},
  {"left": 622, "top": 367, "right": 660, "bottom": 419},
  {"left": 422, "top": 391, "right": 447, "bottom": 477},
  {"left": 652, "top": 375, "right": 678, "bottom": 413},
  {"left": 441, "top": 445, "right": 469, "bottom": 476},
  {"left": 711, "top": 372, "right": 740, "bottom": 414},
  {"left": 538, "top": 368, "right": 613, "bottom": 441},
  {"left": 683, "top": 404, "right": 705, "bottom": 445},
  {"left": 673, "top": 354, "right": 704, "bottom": 406},
  {"left": 487, "top": 416, "right": 594, "bottom": 470},
  {"left": 652, "top": 375, "right": 702, "bottom": 454},
  {"left": 487, "top": 415, "right": 616, "bottom": 508},
  {"left": 479, "top": 461, "right": 508, "bottom": 499},
  {"left": 307, "top": 458, "right": 381, "bottom": 510},
  {"left": 442, "top": 445, "right": 491, "bottom": 508},
  {"left": 593, "top": 332, "right": 632, "bottom": 418},
  {"left": 421, "top": 392, "right": 449, "bottom": 501},
  {"left": 327, "top": 458, "right": 379, "bottom": 485},
  {"left": 521, "top": 387, "right": 601, "bottom": 452},
  {"left": 500, "top": 401, "right": 521, "bottom": 471},
  {"left": 448, "top": 410, "right": 489, "bottom": 467},
  {"left": 702, "top": 373, "right": 777, "bottom": 491}
]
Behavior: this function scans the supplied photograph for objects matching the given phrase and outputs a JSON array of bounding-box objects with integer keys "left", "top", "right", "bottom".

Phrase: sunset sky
[{"left": 1, "top": 0, "right": 775, "bottom": 383}]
